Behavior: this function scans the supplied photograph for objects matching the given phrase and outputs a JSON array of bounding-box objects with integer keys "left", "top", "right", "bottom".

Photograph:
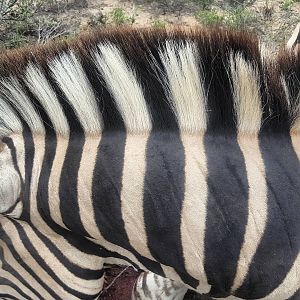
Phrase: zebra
[{"left": 0, "top": 26, "right": 299, "bottom": 300}]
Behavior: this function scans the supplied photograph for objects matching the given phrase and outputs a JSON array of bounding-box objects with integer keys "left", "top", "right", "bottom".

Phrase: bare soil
[
  {"left": 1, "top": 0, "right": 299, "bottom": 51},
  {"left": 46, "top": 0, "right": 300, "bottom": 51}
]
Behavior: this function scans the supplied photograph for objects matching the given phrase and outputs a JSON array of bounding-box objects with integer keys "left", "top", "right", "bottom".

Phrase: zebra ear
[
  {"left": 287, "top": 23, "right": 300, "bottom": 53},
  {"left": 0, "top": 144, "right": 21, "bottom": 216}
]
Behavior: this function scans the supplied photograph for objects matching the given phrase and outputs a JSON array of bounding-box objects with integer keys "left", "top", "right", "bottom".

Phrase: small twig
[
  {"left": 36, "top": 19, "right": 66, "bottom": 44},
  {"left": 0, "top": 0, "right": 18, "bottom": 17}
]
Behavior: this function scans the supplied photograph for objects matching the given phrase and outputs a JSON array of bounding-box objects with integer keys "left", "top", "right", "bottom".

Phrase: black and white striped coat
[{"left": 0, "top": 27, "right": 299, "bottom": 299}]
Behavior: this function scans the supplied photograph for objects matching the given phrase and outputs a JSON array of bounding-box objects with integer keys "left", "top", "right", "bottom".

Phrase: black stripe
[
  {"left": 0, "top": 255, "right": 44, "bottom": 300},
  {"left": 20, "top": 130, "right": 34, "bottom": 223},
  {"left": 0, "top": 278, "right": 32, "bottom": 300},
  {"left": 237, "top": 132, "right": 300, "bottom": 299},
  {"left": 0, "top": 225, "right": 62, "bottom": 300},
  {"left": 12, "top": 220, "right": 100, "bottom": 299},
  {"left": 143, "top": 131, "right": 198, "bottom": 288},
  {"left": 202, "top": 46, "right": 249, "bottom": 296},
  {"left": 58, "top": 133, "right": 91, "bottom": 237},
  {"left": 0, "top": 295, "right": 21, "bottom": 300},
  {"left": 204, "top": 133, "right": 249, "bottom": 297},
  {"left": 92, "top": 130, "right": 164, "bottom": 276}
]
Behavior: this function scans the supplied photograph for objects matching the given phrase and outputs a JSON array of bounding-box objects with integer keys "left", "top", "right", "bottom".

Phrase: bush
[
  {"left": 225, "top": 6, "right": 254, "bottom": 29},
  {"left": 110, "top": 7, "right": 135, "bottom": 26},
  {"left": 195, "top": 4, "right": 254, "bottom": 29},
  {"left": 195, "top": 9, "right": 224, "bottom": 27},
  {"left": 0, "top": 0, "right": 35, "bottom": 21},
  {"left": 281, "top": 0, "right": 295, "bottom": 10}
]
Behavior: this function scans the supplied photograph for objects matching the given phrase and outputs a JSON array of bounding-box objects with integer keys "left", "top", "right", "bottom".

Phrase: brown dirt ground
[
  {"left": 49, "top": 0, "right": 300, "bottom": 51},
  {"left": 1, "top": 0, "right": 299, "bottom": 51}
]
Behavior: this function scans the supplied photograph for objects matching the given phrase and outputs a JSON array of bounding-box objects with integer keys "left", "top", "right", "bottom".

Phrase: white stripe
[
  {"left": 0, "top": 77, "right": 44, "bottom": 134},
  {"left": 77, "top": 135, "right": 102, "bottom": 238},
  {"left": 25, "top": 63, "right": 69, "bottom": 136},
  {"left": 121, "top": 133, "right": 154, "bottom": 259},
  {"left": 48, "top": 136, "right": 69, "bottom": 230},
  {"left": 49, "top": 51, "right": 102, "bottom": 134},
  {"left": 0, "top": 268, "right": 41, "bottom": 300},
  {"left": 230, "top": 53, "right": 268, "bottom": 291},
  {"left": 94, "top": 43, "right": 152, "bottom": 133},
  {"left": 19, "top": 220, "right": 102, "bottom": 294},
  {"left": 232, "top": 135, "right": 267, "bottom": 292},
  {"left": 87, "top": 237, "right": 151, "bottom": 273},
  {"left": 180, "top": 133, "right": 210, "bottom": 294},
  {"left": 291, "top": 133, "right": 300, "bottom": 161},
  {"left": 0, "top": 285, "right": 28, "bottom": 300},
  {"left": 159, "top": 41, "right": 206, "bottom": 133},
  {"left": 4, "top": 134, "right": 26, "bottom": 219}
]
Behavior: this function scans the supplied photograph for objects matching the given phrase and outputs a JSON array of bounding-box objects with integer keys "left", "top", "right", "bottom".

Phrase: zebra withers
[{"left": 0, "top": 27, "right": 299, "bottom": 299}]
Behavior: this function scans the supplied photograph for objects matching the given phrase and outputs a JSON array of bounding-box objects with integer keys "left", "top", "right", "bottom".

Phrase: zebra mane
[{"left": 0, "top": 27, "right": 299, "bottom": 138}]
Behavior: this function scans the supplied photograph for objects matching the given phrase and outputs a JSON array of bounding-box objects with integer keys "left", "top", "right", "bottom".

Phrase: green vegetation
[
  {"left": 0, "top": 0, "right": 299, "bottom": 51},
  {"left": 0, "top": 1, "right": 137, "bottom": 49},
  {"left": 195, "top": 5, "right": 254, "bottom": 29},
  {"left": 281, "top": 0, "right": 296, "bottom": 10},
  {"left": 109, "top": 7, "right": 135, "bottom": 26},
  {"left": 225, "top": 6, "right": 254, "bottom": 29},
  {"left": 0, "top": 0, "right": 35, "bottom": 21},
  {"left": 195, "top": 9, "right": 224, "bottom": 27},
  {"left": 1, "top": 0, "right": 35, "bottom": 48},
  {"left": 0, "top": 0, "right": 70, "bottom": 49}
]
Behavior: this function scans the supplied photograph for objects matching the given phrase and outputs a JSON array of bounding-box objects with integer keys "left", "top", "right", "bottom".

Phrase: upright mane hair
[{"left": 0, "top": 27, "right": 299, "bottom": 138}]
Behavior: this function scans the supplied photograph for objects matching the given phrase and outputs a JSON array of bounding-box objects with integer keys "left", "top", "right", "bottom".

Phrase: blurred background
[{"left": 0, "top": 0, "right": 299, "bottom": 51}]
